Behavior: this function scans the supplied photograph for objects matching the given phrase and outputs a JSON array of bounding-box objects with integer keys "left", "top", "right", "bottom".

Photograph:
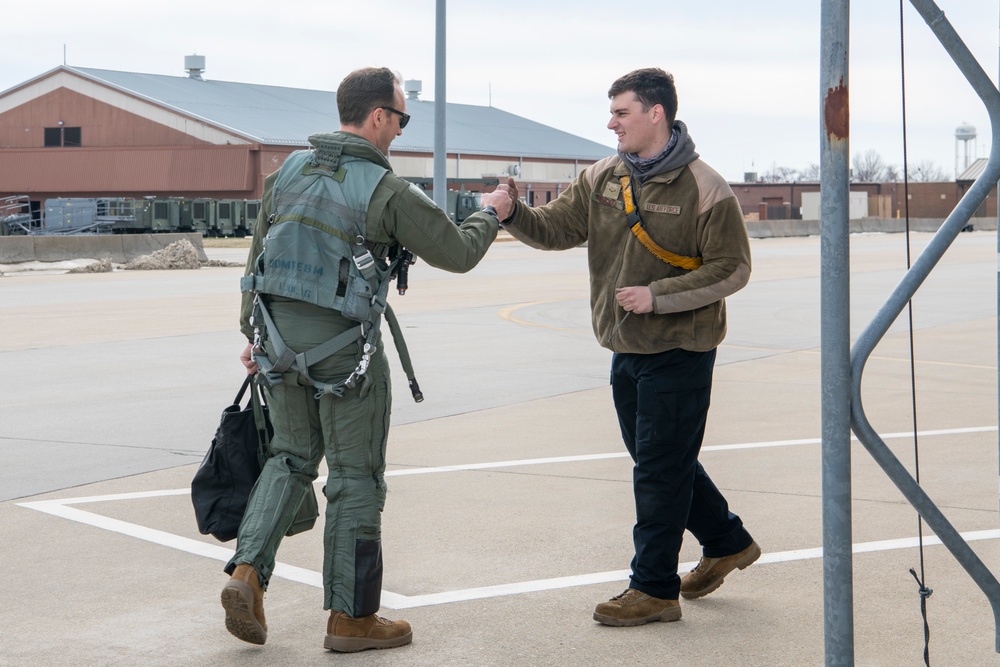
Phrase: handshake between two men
[{"left": 480, "top": 177, "right": 519, "bottom": 223}]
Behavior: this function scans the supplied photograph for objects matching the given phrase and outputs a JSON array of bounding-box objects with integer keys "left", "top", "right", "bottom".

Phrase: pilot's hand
[
  {"left": 481, "top": 186, "right": 515, "bottom": 222},
  {"left": 240, "top": 342, "right": 259, "bottom": 375}
]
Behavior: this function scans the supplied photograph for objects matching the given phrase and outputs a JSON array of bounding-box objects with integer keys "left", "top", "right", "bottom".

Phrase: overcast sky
[{"left": 3, "top": 1, "right": 999, "bottom": 182}]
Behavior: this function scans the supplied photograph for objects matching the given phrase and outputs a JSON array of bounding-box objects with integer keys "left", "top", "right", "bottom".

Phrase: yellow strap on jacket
[{"left": 620, "top": 175, "right": 703, "bottom": 271}]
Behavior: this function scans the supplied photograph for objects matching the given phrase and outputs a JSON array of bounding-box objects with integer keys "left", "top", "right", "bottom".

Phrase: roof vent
[
  {"left": 404, "top": 79, "right": 422, "bottom": 100},
  {"left": 185, "top": 54, "right": 206, "bottom": 80}
]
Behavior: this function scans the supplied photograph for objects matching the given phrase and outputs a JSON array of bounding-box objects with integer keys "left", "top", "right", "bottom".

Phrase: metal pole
[
  {"left": 433, "top": 0, "right": 447, "bottom": 211},
  {"left": 820, "top": 1, "right": 854, "bottom": 665},
  {"left": 847, "top": 0, "right": 1000, "bottom": 652}
]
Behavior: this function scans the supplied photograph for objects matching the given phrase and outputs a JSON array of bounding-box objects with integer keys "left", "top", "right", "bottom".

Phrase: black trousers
[{"left": 611, "top": 348, "right": 753, "bottom": 600}]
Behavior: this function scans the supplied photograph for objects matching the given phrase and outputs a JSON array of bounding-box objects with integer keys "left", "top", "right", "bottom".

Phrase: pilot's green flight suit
[{"left": 228, "top": 130, "right": 497, "bottom": 616}]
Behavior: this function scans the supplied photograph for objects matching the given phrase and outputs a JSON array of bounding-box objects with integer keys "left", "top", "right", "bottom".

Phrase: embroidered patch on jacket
[
  {"left": 644, "top": 203, "right": 682, "bottom": 215},
  {"left": 592, "top": 191, "right": 624, "bottom": 210},
  {"left": 602, "top": 181, "right": 622, "bottom": 199}
]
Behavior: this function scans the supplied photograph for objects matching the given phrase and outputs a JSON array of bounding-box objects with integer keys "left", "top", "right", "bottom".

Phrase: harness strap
[
  {"left": 251, "top": 254, "right": 413, "bottom": 399},
  {"left": 620, "top": 175, "right": 703, "bottom": 271},
  {"left": 253, "top": 297, "right": 367, "bottom": 388},
  {"left": 272, "top": 156, "right": 391, "bottom": 261},
  {"left": 299, "top": 323, "right": 369, "bottom": 370},
  {"left": 248, "top": 154, "right": 422, "bottom": 400},
  {"left": 310, "top": 159, "right": 383, "bottom": 286},
  {"left": 384, "top": 303, "right": 423, "bottom": 402}
]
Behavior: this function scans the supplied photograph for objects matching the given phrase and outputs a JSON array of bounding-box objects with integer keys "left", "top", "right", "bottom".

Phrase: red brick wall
[{"left": 731, "top": 180, "right": 996, "bottom": 219}]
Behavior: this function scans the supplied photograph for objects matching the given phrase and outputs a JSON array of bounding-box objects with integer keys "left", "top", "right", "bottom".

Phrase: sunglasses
[{"left": 382, "top": 106, "right": 410, "bottom": 129}]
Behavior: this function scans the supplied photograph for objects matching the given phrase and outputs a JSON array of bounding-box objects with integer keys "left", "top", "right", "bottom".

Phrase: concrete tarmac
[{"left": 2, "top": 231, "right": 1000, "bottom": 666}]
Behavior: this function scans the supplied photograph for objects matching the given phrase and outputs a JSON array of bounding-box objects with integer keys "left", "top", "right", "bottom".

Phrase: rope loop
[{"left": 909, "top": 567, "right": 933, "bottom": 666}]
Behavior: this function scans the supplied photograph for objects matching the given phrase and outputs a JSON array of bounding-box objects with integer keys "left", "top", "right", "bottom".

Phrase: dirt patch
[
  {"left": 120, "top": 239, "right": 243, "bottom": 269},
  {"left": 202, "top": 258, "right": 245, "bottom": 267},
  {"left": 68, "top": 258, "right": 113, "bottom": 273},
  {"left": 202, "top": 237, "right": 252, "bottom": 249},
  {"left": 123, "top": 239, "right": 204, "bottom": 270}
]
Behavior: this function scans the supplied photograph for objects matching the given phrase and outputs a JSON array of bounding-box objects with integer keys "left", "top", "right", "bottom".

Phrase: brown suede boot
[
  {"left": 681, "top": 540, "right": 762, "bottom": 600},
  {"left": 323, "top": 611, "right": 413, "bottom": 652},
  {"left": 221, "top": 564, "right": 267, "bottom": 645},
  {"left": 593, "top": 588, "right": 681, "bottom": 626}
]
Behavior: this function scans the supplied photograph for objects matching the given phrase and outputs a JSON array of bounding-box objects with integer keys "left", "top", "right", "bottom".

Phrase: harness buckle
[
  {"left": 352, "top": 235, "right": 376, "bottom": 272},
  {"left": 250, "top": 296, "right": 264, "bottom": 356},
  {"left": 344, "top": 342, "right": 375, "bottom": 389},
  {"left": 353, "top": 252, "right": 375, "bottom": 272}
]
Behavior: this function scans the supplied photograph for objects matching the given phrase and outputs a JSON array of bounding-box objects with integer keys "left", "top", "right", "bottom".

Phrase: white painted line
[
  {"left": 392, "top": 569, "right": 631, "bottom": 609},
  {"left": 391, "top": 530, "right": 1000, "bottom": 609},
  {"left": 19, "top": 499, "right": 236, "bottom": 563},
  {"left": 13, "top": 493, "right": 979, "bottom": 609},
  {"left": 385, "top": 452, "right": 626, "bottom": 476},
  {"left": 16, "top": 424, "right": 1000, "bottom": 610},
  {"left": 19, "top": 494, "right": 405, "bottom": 606},
  {"left": 702, "top": 425, "right": 997, "bottom": 453},
  {"left": 18, "top": 496, "right": 345, "bottom": 597},
  {"left": 40, "top": 488, "right": 191, "bottom": 505},
  {"left": 385, "top": 424, "right": 999, "bottom": 473},
  {"left": 877, "top": 425, "right": 998, "bottom": 440},
  {"left": 17, "top": 495, "right": 1000, "bottom": 610}
]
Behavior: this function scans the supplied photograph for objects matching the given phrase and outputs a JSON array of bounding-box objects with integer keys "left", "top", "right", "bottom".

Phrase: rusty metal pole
[
  {"left": 820, "top": 0, "right": 854, "bottom": 664},
  {"left": 433, "top": 0, "right": 447, "bottom": 211}
]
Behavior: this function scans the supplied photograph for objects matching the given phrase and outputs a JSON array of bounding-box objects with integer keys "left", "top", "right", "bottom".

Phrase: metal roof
[
  {"left": 957, "top": 157, "right": 988, "bottom": 182},
  {"left": 67, "top": 67, "right": 614, "bottom": 161}
]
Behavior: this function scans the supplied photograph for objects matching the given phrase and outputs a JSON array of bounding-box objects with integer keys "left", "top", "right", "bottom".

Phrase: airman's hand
[
  {"left": 498, "top": 177, "right": 519, "bottom": 208},
  {"left": 615, "top": 286, "right": 654, "bottom": 314}
]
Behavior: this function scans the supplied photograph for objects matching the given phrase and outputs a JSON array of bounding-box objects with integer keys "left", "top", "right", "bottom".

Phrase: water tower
[{"left": 955, "top": 122, "right": 976, "bottom": 178}]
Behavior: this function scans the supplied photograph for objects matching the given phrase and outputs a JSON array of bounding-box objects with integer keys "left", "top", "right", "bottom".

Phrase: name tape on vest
[{"left": 644, "top": 203, "right": 682, "bottom": 215}]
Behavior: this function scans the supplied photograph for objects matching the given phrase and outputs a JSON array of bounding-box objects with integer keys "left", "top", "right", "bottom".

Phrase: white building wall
[
  {"left": 800, "top": 191, "right": 869, "bottom": 220},
  {"left": 387, "top": 154, "right": 587, "bottom": 182}
]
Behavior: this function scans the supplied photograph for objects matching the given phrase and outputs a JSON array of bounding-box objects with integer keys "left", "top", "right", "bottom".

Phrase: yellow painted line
[
  {"left": 497, "top": 298, "right": 591, "bottom": 334},
  {"left": 866, "top": 355, "right": 998, "bottom": 371},
  {"left": 498, "top": 303, "right": 997, "bottom": 371},
  {"left": 724, "top": 345, "right": 997, "bottom": 371}
]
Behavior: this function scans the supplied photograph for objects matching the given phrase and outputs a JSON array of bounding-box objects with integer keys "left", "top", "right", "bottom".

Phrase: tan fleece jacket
[{"left": 504, "top": 154, "right": 751, "bottom": 354}]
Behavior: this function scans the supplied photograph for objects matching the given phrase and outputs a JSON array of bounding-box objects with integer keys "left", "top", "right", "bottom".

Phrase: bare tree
[
  {"left": 907, "top": 160, "right": 948, "bottom": 182},
  {"left": 750, "top": 162, "right": 822, "bottom": 183},
  {"left": 798, "top": 163, "right": 820, "bottom": 181},
  {"left": 749, "top": 154, "right": 942, "bottom": 184},
  {"left": 851, "top": 150, "right": 887, "bottom": 182},
  {"left": 761, "top": 164, "right": 799, "bottom": 183}
]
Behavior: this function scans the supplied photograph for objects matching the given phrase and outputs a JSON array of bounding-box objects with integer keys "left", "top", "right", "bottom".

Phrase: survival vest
[{"left": 240, "top": 145, "right": 422, "bottom": 401}]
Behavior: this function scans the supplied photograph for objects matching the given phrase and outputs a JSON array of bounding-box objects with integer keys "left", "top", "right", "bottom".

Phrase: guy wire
[{"left": 899, "top": 2, "right": 932, "bottom": 665}]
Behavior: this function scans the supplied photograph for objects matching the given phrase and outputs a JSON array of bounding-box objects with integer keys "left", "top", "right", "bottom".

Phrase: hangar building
[{"left": 0, "top": 58, "right": 614, "bottom": 217}]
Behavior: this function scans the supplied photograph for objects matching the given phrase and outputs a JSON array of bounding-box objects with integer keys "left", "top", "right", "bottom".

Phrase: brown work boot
[
  {"left": 593, "top": 588, "right": 681, "bottom": 626},
  {"left": 681, "top": 540, "right": 761, "bottom": 600},
  {"left": 220, "top": 564, "right": 267, "bottom": 645},
  {"left": 323, "top": 611, "right": 413, "bottom": 652}
]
